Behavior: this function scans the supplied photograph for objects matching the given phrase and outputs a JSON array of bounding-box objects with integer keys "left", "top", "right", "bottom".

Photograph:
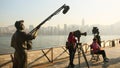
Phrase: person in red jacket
[
  {"left": 90, "top": 38, "right": 109, "bottom": 62},
  {"left": 67, "top": 32, "right": 77, "bottom": 67}
]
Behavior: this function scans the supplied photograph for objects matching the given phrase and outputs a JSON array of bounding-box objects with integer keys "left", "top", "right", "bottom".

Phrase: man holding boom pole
[
  {"left": 11, "top": 4, "right": 70, "bottom": 68},
  {"left": 11, "top": 20, "right": 38, "bottom": 68}
]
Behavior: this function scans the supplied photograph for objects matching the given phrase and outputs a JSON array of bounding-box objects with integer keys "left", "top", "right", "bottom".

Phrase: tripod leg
[
  {"left": 80, "top": 46, "right": 90, "bottom": 68},
  {"left": 77, "top": 48, "right": 81, "bottom": 67}
]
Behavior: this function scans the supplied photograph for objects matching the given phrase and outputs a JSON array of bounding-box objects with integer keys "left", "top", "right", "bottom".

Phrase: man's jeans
[{"left": 68, "top": 48, "right": 76, "bottom": 65}]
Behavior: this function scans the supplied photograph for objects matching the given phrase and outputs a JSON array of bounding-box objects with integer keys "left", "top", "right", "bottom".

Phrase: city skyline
[
  {"left": 1, "top": 21, "right": 120, "bottom": 35},
  {"left": 1, "top": 0, "right": 120, "bottom": 28}
]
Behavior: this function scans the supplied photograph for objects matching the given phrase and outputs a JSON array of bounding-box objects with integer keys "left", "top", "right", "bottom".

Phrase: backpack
[{"left": 66, "top": 41, "right": 70, "bottom": 49}]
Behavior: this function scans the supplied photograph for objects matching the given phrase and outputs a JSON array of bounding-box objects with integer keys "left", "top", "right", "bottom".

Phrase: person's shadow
[
  {"left": 102, "top": 57, "right": 120, "bottom": 68},
  {"left": 65, "top": 57, "right": 120, "bottom": 68}
]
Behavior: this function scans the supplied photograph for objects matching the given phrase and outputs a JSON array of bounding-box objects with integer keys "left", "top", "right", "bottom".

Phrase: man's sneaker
[
  {"left": 71, "top": 64, "right": 75, "bottom": 68},
  {"left": 68, "top": 64, "right": 75, "bottom": 68}
]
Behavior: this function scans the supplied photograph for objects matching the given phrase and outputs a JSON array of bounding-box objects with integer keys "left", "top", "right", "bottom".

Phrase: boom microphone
[{"left": 63, "top": 5, "right": 70, "bottom": 14}]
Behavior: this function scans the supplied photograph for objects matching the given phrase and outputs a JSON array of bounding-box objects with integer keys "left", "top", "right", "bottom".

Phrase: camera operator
[
  {"left": 66, "top": 30, "right": 87, "bottom": 67},
  {"left": 66, "top": 32, "right": 77, "bottom": 67}
]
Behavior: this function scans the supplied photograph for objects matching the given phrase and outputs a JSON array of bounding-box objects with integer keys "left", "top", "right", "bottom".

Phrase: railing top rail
[{"left": 0, "top": 45, "right": 66, "bottom": 55}]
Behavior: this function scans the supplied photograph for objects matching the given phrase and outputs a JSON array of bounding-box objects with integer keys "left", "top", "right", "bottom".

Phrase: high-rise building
[
  {"left": 81, "top": 18, "right": 85, "bottom": 32},
  {"left": 82, "top": 18, "right": 85, "bottom": 26},
  {"left": 57, "top": 25, "right": 60, "bottom": 35},
  {"left": 64, "top": 24, "right": 67, "bottom": 35}
]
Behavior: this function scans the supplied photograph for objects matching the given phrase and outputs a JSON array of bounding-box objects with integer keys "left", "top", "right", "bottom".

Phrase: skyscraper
[
  {"left": 64, "top": 24, "right": 67, "bottom": 35},
  {"left": 82, "top": 18, "right": 85, "bottom": 26}
]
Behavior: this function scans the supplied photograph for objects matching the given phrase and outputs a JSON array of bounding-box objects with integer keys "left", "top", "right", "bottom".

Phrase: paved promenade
[
  {"left": 35, "top": 45, "right": 120, "bottom": 68},
  {"left": 1, "top": 44, "right": 120, "bottom": 68}
]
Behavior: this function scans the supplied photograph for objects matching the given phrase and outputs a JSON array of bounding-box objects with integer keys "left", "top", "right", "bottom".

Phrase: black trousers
[
  {"left": 95, "top": 50, "right": 107, "bottom": 60},
  {"left": 68, "top": 47, "right": 76, "bottom": 65}
]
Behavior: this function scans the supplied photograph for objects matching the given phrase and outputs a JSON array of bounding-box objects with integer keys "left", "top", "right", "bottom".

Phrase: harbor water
[{"left": 0, "top": 35, "right": 120, "bottom": 54}]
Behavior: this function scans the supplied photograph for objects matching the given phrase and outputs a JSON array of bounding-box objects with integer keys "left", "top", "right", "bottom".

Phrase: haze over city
[
  {"left": 2, "top": 1, "right": 120, "bottom": 68},
  {"left": 1, "top": 0, "right": 120, "bottom": 28}
]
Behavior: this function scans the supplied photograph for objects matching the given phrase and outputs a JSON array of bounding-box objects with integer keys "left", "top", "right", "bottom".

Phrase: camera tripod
[{"left": 77, "top": 42, "right": 90, "bottom": 68}]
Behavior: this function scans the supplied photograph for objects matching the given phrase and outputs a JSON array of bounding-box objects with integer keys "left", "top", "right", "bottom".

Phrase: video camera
[{"left": 73, "top": 30, "right": 87, "bottom": 40}]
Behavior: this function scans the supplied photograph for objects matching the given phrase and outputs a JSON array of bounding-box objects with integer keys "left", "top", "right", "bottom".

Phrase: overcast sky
[{"left": 1, "top": 0, "right": 120, "bottom": 28}]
